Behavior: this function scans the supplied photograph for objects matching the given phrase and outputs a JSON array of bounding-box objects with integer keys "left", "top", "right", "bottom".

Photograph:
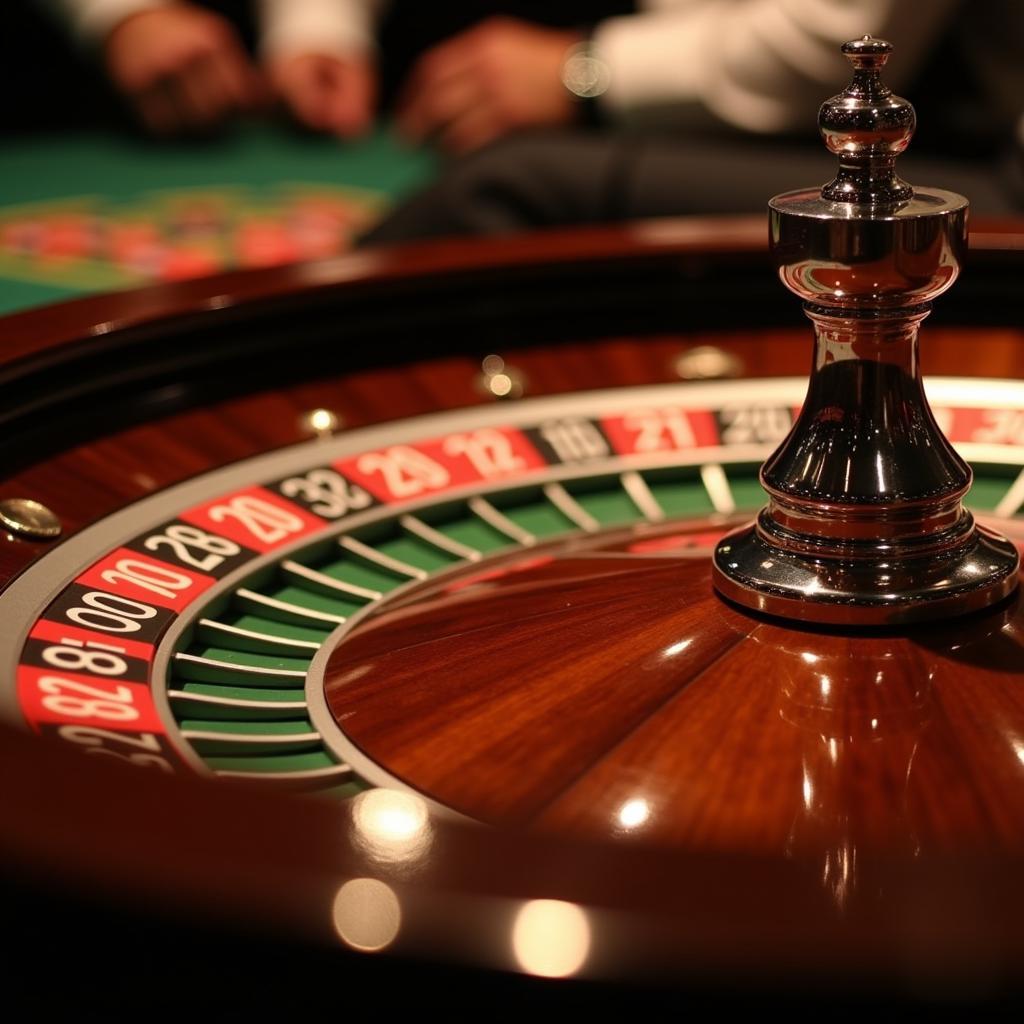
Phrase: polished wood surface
[
  {"left": 3, "top": 219, "right": 1024, "bottom": 1001},
  {"left": 0, "top": 216, "right": 767, "bottom": 360},
  {"left": 7, "top": 709, "right": 1024, "bottom": 995},
  {"left": 327, "top": 523, "right": 753, "bottom": 824},
  {"left": 325, "top": 517, "right": 1024, "bottom": 861}
]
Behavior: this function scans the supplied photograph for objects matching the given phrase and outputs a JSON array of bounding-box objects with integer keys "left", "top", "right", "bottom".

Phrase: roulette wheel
[{"left": 4, "top": 38, "right": 1024, "bottom": 1010}]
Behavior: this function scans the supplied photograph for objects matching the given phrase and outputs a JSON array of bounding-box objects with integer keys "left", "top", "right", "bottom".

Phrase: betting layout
[
  {"left": 0, "top": 184, "right": 386, "bottom": 293},
  {"left": 6, "top": 378, "right": 1024, "bottom": 797}
]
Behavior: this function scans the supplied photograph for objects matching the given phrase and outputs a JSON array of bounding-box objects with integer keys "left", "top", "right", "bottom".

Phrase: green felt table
[{"left": 0, "top": 121, "right": 436, "bottom": 316}]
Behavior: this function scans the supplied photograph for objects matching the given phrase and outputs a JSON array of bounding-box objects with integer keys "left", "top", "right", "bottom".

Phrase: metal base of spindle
[{"left": 713, "top": 512, "right": 1019, "bottom": 625}]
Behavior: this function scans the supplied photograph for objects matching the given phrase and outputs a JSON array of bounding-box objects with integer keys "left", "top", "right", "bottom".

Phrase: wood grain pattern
[
  {"left": 325, "top": 516, "right": 1024, "bottom": 863},
  {"left": 326, "top": 525, "right": 755, "bottom": 823}
]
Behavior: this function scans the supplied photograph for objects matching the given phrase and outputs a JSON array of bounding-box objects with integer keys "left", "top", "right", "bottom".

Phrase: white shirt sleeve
[
  {"left": 258, "top": 0, "right": 388, "bottom": 60},
  {"left": 593, "top": 0, "right": 961, "bottom": 133},
  {"left": 42, "top": 0, "right": 170, "bottom": 45}
]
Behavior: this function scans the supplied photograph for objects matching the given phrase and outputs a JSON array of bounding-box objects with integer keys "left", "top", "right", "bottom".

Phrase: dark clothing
[{"left": 362, "top": 129, "right": 1023, "bottom": 245}]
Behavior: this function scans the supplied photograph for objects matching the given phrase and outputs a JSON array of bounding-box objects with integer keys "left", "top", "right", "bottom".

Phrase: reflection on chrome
[
  {"left": 351, "top": 788, "right": 433, "bottom": 867},
  {"left": 512, "top": 900, "right": 591, "bottom": 978},
  {"left": 616, "top": 797, "right": 651, "bottom": 831},
  {"left": 331, "top": 878, "right": 402, "bottom": 952}
]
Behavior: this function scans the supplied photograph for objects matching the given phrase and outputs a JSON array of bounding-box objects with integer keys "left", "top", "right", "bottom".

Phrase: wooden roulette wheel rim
[{"left": 3, "top": 216, "right": 1024, "bottom": 1005}]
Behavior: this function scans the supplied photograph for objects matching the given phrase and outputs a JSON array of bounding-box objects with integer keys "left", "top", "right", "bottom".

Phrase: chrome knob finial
[{"left": 819, "top": 36, "right": 915, "bottom": 205}]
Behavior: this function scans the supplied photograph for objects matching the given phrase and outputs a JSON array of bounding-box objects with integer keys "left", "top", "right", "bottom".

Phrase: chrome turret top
[
  {"left": 766, "top": 35, "right": 969, "bottom": 314},
  {"left": 712, "top": 37, "right": 1019, "bottom": 626}
]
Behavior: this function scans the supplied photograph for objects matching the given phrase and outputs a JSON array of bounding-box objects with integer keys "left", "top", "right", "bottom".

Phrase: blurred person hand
[
  {"left": 266, "top": 53, "right": 375, "bottom": 138},
  {"left": 103, "top": 4, "right": 264, "bottom": 136},
  {"left": 396, "top": 17, "right": 582, "bottom": 154}
]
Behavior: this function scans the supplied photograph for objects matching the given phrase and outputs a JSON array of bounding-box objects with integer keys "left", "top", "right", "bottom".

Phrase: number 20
[{"left": 208, "top": 496, "right": 304, "bottom": 544}]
